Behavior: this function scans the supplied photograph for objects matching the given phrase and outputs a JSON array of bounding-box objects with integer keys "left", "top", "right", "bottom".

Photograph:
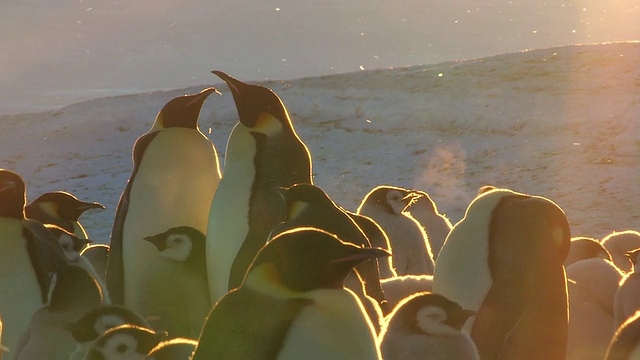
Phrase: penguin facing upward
[
  {"left": 565, "top": 257, "right": 624, "bottom": 360},
  {"left": 134, "top": 226, "right": 210, "bottom": 338},
  {"left": 206, "top": 71, "right": 312, "bottom": 304},
  {"left": 565, "top": 236, "right": 613, "bottom": 267},
  {"left": 433, "top": 187, "right": 571, "bottom": 359},
  {"left": 0, "top": 169, "right": 68, "bottom": 357},
  {"left": 84, "top": 324, "right": 167, "bottom": 360},
  {"left": 379, "top": 292, "right": 478, "bottom": 360},
  {"left": 106, "top": 88, "right": 222, "bottom": 307},
  {"left": 357, "top": 185, "right": 435, "bottom": 275},
  {"left": 25, "top": 191, "right": 105, "bottom": 239},
  {"left": 66, "top": 304, "right": 151, "bottom": 360},
  {"left": 12, "top": 264, "right": 104, "bottom": 360},
  {"left": 271, "top": 184, "right": 387, "bottom": 310},
  {"left": 602, "top": 230, "right": 640, "bottom": 273},
  {"left": 192, "top": 227, "right": 388, "bottom": 360},
  {"left": 614, "top": 249, "right": 640, "bottom": 328},
  {"left": 403, "top": 189, "right": 452, "bottom": 260}
]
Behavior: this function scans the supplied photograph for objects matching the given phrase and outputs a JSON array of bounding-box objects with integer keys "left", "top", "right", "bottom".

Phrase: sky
[{"left": 1, "top": 0, "right": 639, "bottom": 114}]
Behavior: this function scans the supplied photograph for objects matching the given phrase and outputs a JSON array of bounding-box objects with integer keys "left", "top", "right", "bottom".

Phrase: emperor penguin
[
  {"left": 192, "top": 227, "right": 388, "bottom": 359},
  {"left": 25, "top": 191, "right": 104, "bottom": 239},
  {"left": 80, "top": 244, "right": 110, "bottom": 284},
  {"left": 402, "top": 189, "right": 453, "bottom": 260},
  {"left": 0, "top": 169, "right": 68, "bottom": 357},
  {"left": 379, "top": 292, "right": 478, "bottom": 360},
  {"left": 357, "top": 185, "right": 435, "bottom": 275},
  {"left": 206, "top": 71, "right": 312, "bottom": 304},
  {"left": 347, "top": 211, "right": 397, "bottom": 278},
  {"left": 432, "top": 187, "right": 571, "bottom": 359},
  {"left": 271, "top": 184, "right": 387, "bottom": 311},
  {"left": 565, "top": 236, "right": 613, "bottom": 267},
  {"left": 84, "top": 324, "right": 167, "bottom": 360},
  {"left": 12, "top": 264, "right": 104, "bottom": 360},
  {"left": 106, "top": 87, "right": 222, "bottom": 307},
  {"left": 606, "top": 310, "right": 640, "bottom": 360},
  {"left": 46, "top": 224, "right": 110, "bottom": 303},
  {"left": 615, "top": 249, "right": 640, "bottom": 328},
  {"left": 66, "top": 304, "right": 151, "bottom": 360},
  {"left": 134, "top": 226, "right": 210, "bottom": 338},
  {"left": 601, "top": 230, "right": 640, "bottom": 273},
  {"left": 566, "top": 257, "right": 624, "bottom": 360}
]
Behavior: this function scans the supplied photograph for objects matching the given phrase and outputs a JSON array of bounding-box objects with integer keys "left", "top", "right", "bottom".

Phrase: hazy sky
[{"left": 1, "top": 0, "right": 638, "bottom": 114}]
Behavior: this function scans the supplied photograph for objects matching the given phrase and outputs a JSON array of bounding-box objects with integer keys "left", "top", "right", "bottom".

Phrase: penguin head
[
  {"left": 152, "top": 87, "right": 219, "bottom": 130},
  {"left": 246, "top": 227, "right": 390, "bottom": 293},
  {"left": 213, "top": 70, "right": 289, "bottom": 133},
  {"left": 47, "top": 264, "right": 103, "bottom": 312},
  {"left": 144, "top": 226, "right": 205, "bottom": 263},
  {"left": 358, "top": 185, "right": 420, "bottom": 216},
  {"left": 274, "top": 184, "right": 334, "bottom": 221},
  {"left": 0, "top": 169, "right": 26, "bottom": 219},
  {"left": 27, "top": 191, "right": 105, "bottom": 222},
  {"left": 388, "top": 292, "right": 476, "bottom": 337},
  {"left": 66, "top": 305, "right": 150, "bottom": 343},
  {"left": 85, "top": 325, "right": 167, "bottom": 360},
  {"left": 46, "top": 224, "right": 92, "bottom": 261}
]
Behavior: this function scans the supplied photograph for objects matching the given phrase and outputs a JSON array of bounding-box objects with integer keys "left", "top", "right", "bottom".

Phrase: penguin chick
[
  {"left": 402, "top": 189, "right": 452, "bottom": 260},
  {"left": 106, "top": 87, "right": 221, "bottom": 307},
  {"left": 25, "top": 191, "right": 104, "bottom": 239},
  {"left": 192, "top": 227, "right": 389, "bottom": 359},
  {"left": 84, "top": 324, "right": 167, "bottom": 360},
  {"left": 0, "top": 169, "right": 68, "bottom": 356},
  {"left": 602, "top": 230, "right": 640, "bottom": 273},
  {"left": 357, "top": 185, "right": 435, "bottom": 275},
  {"left": 206, "top": 71, "right": 313, "bottom": 305},
  {"left": 566, "top": 257, "right": 624, "bottom": 360},
  {"left": 66, "top": 304, "right": 151, "bottom": 360},
  {"left": 134, "top": 226, "right": 210, "bottom": 338},
  {"left": 379, "top": 292, "right": 478, "bottom": 360},
  {"left": 566, "top": 236, "right": 613, "bottom": 267},
  {"left": 614, "top": 249, "right": 640, "bottom": 328},
  {"left": 380, "top": 274, "right": 434, "bottom": 311},
  {"left": 13, "top": 264, "right": 104, "bottom": 360},
  {"left": 81, "top": 244, "right": 110, "bottom": 284},
  {"left": 147, "top": 338, "right": 198, "bottom": 360},
  {"left": 272, "top": 184, "right": 387, "bottom": 311},
  {"left": 606, "top": 310, "right": 640, "bottom": 360}
]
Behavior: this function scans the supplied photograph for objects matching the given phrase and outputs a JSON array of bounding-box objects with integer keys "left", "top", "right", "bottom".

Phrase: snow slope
[{"left": 1, "top": 42, "right": 638, "bottom": 242}]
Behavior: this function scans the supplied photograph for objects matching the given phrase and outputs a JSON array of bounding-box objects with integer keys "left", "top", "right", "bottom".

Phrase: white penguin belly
[
  {"left": 0, "top": 218, "right": 44, "bottom": 354},
  {"left": 277, "top": 289, "right": 381, "bottom": 360},
  {"left": 206, "top": 124, "right": 255, "bottom": 303},
  {"left": 122, "top": 129, "right": 220, "bottom": 308}
]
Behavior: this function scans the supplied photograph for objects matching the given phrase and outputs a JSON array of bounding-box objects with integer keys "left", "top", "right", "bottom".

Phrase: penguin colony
[{"left": 0, "top": 71, "right": 638, "bottom": 360}]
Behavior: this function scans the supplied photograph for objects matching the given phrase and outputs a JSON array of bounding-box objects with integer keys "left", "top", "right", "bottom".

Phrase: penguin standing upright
[
  {"left": 134, "top": 226, "right": 210, "bottom": 338},
  {"left": 106, "top": 88, "right": 222, "bottom": 307},
  {"left": 432, "top": 188, "right": 571, "bottom": 359},
  {"left": 0, "top": 170, "right": 68, "bottom": 356},
  {"left": 206, "top": 71, "right": 312, "bottom": 303},
  {"left": 193, "top": 227, "right": 388, "bottom": 359},
  {"left": 25, "top": 191, "right": 104, "bottom": 239}
]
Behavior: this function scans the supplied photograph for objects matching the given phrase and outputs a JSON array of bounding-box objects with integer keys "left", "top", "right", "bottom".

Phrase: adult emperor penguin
[
  {"left": 357, "top": 185, "right": 435, "bottom": 276},
  {"left": 25, "top": 191, "right": 104, "bottom": 239},
  {"left": 206, "top": 71, "right": 312, "bottom": 304},
  {"left": 0, "top": 169, "right": 68, "bottom": 357},
  {"left": 348, "top": 211, "right": 397, "bottom": 279},
  {"left": 106, "top": 87, "right": 222, "bottom": 307},
  {"left": 379, "top": 292, "right": 478, "bottom": 360},
  {"left": 432, "top": 187, "right": 571, "bottom": 359},
  {"left": 271, "top": 184, "right": 387, "bottom": 310},
  {"left": 12, "top": 264, "right": 104, "bottom": 360},
  {"left": 615, "top": 249, "right": 640, "bottom": 328},
  {"left": 192, "top": 227, "right": 388, "bottom": 359},
  {"left": 134, "top": 226, "right": 210, "bottom": 338}
]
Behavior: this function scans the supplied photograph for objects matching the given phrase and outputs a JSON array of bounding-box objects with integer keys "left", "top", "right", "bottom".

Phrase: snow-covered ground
[{"left": 1, "top": 42, "right": 638, "bottom": 243}]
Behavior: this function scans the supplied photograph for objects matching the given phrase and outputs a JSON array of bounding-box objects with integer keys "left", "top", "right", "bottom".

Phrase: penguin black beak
[
  {"left": 144, "top": 235, "right": 168, "bottom": 251},
  {"left": 212, "top": 70, "right": 263, "bottom": 128},
  {"left": 76, "top": 201, "right": 106, "bottom": 212}
]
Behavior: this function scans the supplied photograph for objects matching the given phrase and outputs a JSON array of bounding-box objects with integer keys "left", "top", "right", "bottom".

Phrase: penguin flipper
[
  {"left": 193, "top": 289, "right": 310, "bottom": 359},
  {"left": 22, "top": 219, "right": 69, "bottom": 303}
]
